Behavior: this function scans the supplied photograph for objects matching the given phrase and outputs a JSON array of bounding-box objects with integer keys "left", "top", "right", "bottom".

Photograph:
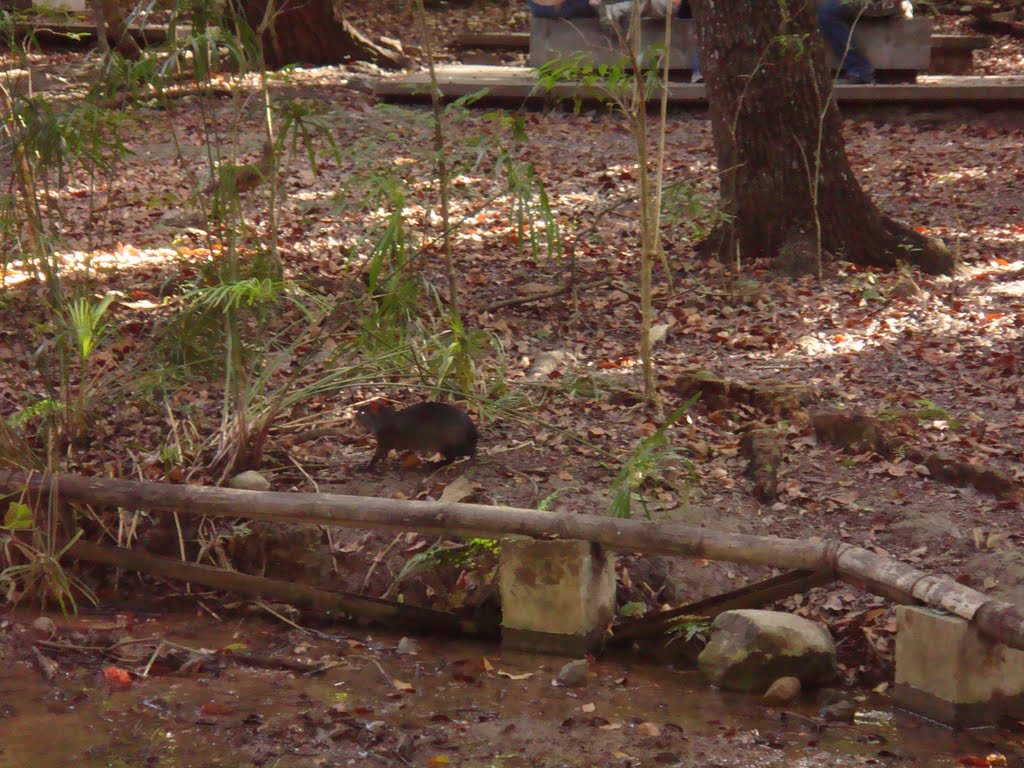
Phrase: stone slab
[
  {"left": 452, "top": 31, "right": 530, "bottom": 50},
  {"left": 499, "top": 538, "right": 615, "bottom": 656},
  {"left": 528, "top": 17, "right": 931, "bottom": 73},
  {"left": 894, "top": 606, "right": 1024, "bottom": 727},
  {"left": 530, "top": 16, "right": 698, "bottom": 70},
  {"left": 929, "top": 35, "right": 992, "bottom": 76},
  {"left": 375, "top": 66, "right": 1024, "bottom": 108},
  {"left": 34, "top": 0, "right": 86, "bottom": 10}
]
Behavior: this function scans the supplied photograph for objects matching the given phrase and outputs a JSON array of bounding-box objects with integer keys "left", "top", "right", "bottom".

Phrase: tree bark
[
  {"left": 690, "top": 0, "right": 954, "bottom": 275},
  {"left": 238, "top": 0, "right": 409, "bottom": 69},
  {"left": 3, "top": 470, "right": 1022, "bottom": 651},
  {"left": 95, "top": 0, "right": 144, "bottom": 59}
]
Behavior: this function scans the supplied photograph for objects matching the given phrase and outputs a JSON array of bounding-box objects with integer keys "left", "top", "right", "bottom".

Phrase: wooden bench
[
  {"left": 529, "top": 16, "right": 933, "bottom": 82},
  {"left": 929, "top": 34, "right": 992, "bottom": 75}
]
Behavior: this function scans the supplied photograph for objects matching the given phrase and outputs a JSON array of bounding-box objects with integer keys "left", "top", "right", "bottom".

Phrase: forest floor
[{"left": 2, "top": 3, "right": 1024, "bottom": 765}]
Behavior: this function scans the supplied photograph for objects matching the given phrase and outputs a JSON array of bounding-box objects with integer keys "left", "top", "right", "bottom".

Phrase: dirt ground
[{"left": 2, "top": 2, "right": 1024, "bottom": 762}]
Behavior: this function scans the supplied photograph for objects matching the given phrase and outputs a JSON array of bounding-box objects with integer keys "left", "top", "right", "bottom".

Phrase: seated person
[
  {"left": 528, "top": 0, "right": 596, "bottom": 17},
  {"left": 528, "top": 0, "right": 690, "bottom": 19},
  {"left": 817, "top": 0, "right": 874, "bottom": 83},
  {"left": 818, "top": 0, "right": 912, "bottom": 84}
]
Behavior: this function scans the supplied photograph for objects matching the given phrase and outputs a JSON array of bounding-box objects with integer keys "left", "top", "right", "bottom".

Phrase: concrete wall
[{"left": 529, "top": 16, "right": 932, "bottom": 73}]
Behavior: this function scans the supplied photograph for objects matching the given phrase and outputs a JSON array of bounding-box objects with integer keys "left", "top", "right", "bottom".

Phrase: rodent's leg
[{"left": 366, "top": 444, "right": 389, "bottom": 470}]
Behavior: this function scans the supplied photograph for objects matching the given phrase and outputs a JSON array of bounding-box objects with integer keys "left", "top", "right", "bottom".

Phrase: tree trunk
[
  {"left": 239, "top": 0, "right": 409, "bottom": 69},
  {"left": 88, "top": 0, "right": 112, "bottom": 57},
  {"left": 690, "top": 0, "right": 953, "bottom": 275},
  {"left": 96, "top": 0, "right": 144, "bottom": 59}
]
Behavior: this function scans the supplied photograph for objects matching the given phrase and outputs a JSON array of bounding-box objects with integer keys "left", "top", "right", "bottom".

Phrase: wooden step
[{"left": 375, "top": 65, "right": 1024, "bottom": 108}]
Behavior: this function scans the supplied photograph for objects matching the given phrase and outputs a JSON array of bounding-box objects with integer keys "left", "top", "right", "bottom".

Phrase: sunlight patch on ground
[
  {"left": 2, "top": 244, "right": 189, "bottom": 286},
  {"left": 933, "top": 166, "right": 992, "bottom": 184}
]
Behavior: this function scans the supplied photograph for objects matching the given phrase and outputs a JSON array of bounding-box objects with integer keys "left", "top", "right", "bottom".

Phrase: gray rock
[
  {"left": 817, "top": 687, "right": 848, "bottom": 707},
  {"left": 820, "top": 699, "right": 858, "bottom": 722},
  {"left": 157, "top": 207, "right": 204, "bottom": 229},
  {"left": 396, "top": 637, "right": 420, "bottom": 655},
  {"left": 557, "top": 658, "right": 589, "bottom": 687},
  {"left": 697, "top": 609, "right": 837, "bottom": 693},
  {"left": 526, "top": 350, "right": 573, "bottom": 380},
  {"left": 762, "top": 676, "right": 802, "bottom": 706},
  {"left": 31, "top": 617, "right": 56, "bottom": 636},
  {"left": 228, "top": 471, "right": 271, "bottom": 491}
]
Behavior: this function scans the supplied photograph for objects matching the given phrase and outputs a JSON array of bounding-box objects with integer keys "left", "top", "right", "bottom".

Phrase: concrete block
[
  {"left": 499, "top": 538, "right": 615, "bottom": 656},
  {"left": 894, "top": 605, "right": 1024, "bottom": 728},
  {"left": 530, "top": 17, "right": 697, "bottom": 70},
  {"left": 34, "top": 0, "right": 87, "bottom": 11},
  {"left": 929, "top": 35, "right": 991, "bottom": 76},
  {"left": 529, "top": 17, "right": 931, "bottom": 74},
  {"left": 829, "top": 17, "right": 932, "bottom": 72}
]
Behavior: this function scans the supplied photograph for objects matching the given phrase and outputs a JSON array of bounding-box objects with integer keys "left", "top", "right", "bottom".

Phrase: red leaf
[{"left": 102, "top": 666, "right": 132, "bottom": 690}]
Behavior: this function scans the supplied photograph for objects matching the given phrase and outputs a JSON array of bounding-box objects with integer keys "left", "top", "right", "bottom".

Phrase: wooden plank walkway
[
  {"left": 13, "top": 20, "right": 192, "bottom": 46},
  {"left": 450, "top": 31, "right": 529, "bottom": 49},
  {"left": 375, "top": 65, "right": 1024, "bottom": 107}
]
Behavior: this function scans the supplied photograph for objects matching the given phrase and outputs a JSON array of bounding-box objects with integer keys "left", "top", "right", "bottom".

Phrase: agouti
[{"left": 355, "top": 400, "right": 479, "bottom": 470}]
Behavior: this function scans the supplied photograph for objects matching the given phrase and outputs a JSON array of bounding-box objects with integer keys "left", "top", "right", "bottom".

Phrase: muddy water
[{"left": 0, "top": 612, "right": 1019, "bottom": 768}]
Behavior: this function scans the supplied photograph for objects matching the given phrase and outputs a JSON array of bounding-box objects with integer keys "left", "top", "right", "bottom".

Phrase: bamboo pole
[{"left": 3, "top": 471, "right": 1022, "bottom": 650}]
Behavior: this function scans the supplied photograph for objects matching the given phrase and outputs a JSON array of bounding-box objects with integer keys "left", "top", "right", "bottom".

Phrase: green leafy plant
[
  {"left": 384, "top": 537, "right": 499, "bottom": 601},
  {"left": 665, "top": 615, "right": 712, "bottom": 644},
  {"left": 1, "top": 529, "right": 96, "bottom": 612},
  {"left": 915, "top": 398, "right": 962, "bottom": 428},
  {"left": 610, "top": 397, "right": 698, "bottom": 519}
]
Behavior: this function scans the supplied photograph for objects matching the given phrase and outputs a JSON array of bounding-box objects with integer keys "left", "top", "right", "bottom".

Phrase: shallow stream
[{"left": 0, "top": 611, "right": 1019, "bottom": 768}]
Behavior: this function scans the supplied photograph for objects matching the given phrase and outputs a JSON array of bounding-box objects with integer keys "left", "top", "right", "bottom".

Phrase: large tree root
[
  {"left": 674, "top": 368, "right": 816, "bottom": 418},
  {"left": 812, "top": 410, "right": 1021, "bottom": 502}
]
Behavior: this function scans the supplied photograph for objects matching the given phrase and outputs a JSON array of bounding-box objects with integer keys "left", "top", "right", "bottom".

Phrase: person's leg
[
  {"left": 817, "top": 0, "right": 874, "bottom": 82},
  {"left": 529, "top": 0, "right": 596, "bottom": 18}
]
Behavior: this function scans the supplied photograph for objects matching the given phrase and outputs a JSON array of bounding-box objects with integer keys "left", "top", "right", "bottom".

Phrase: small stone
[
  {"left": 820, "top": 699, "right": 857, "bottom": 722},
  {"left": 228, "top": 471, "right": 271, "bottom": 491},
  {"left": 762, "top": 676, "right": 801, "bottom": 706},
  {"left": 527, "top": 349, "right": 574, "bottom": 379},
  {"left": 817, "top": 687, "right": 847, "bottom": 707},
  {"left": 557, "top": 659, "right": 588, "bottom": 687},
  {"left": 889, "top": 276, "right": 924, "bottom": 299},
  {"left": 396, "top": 637, "right": 420, "bottom": 655},
  {"left": 31, "top": 617, "right": 56, "bottom": 636}
]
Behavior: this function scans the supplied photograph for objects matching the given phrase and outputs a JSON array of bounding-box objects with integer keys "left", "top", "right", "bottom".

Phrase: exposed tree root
[
  {"left": 674, "top": 368, "right": 816, "bottom": 418},
  {"left": 739, "top": 427, "right": 784, "bottom": 502},
  {"left": 812, "top": 409, "right": 1021, "bottom": 502}
]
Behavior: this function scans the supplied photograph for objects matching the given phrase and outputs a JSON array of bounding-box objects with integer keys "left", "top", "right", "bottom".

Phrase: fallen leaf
[
  {"left": 636, "top": 721, "right": 661, "bottom": 737},
  {"left": 440, "top": 476, "right": 475, "bottom": 503},
  {"left": 648, "top": 323, "right": 670, "bottom": 346},
  {"left": 102, "top": 666, "right": 132, "bottom": 689},
  {"left": 200, "top": 702, "right": 235, "bottom": 716},
  {"left": 497, "top": 670, "right": 534, "bottom": 680}
]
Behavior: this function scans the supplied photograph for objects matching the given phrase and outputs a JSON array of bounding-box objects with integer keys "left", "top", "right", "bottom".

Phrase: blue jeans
[
  {"left": 817, "top": 0, "right": 874, "bottom": 82},
  {"left": 528, "top": 0, "right": 596, "bottom": 17}
]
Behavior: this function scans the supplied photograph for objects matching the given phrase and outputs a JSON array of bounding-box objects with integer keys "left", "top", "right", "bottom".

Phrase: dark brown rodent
[{"left": 355, "top": 400, "right": 478, "bottom": 470}]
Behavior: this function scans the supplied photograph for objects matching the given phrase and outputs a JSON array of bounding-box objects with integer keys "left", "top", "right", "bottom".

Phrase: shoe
[
  {"left": 690, "top": 72, "right": 703, "bottom": 83},
  {"left": 837, "top": 73, "right": 874, "bottom": 85}
]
